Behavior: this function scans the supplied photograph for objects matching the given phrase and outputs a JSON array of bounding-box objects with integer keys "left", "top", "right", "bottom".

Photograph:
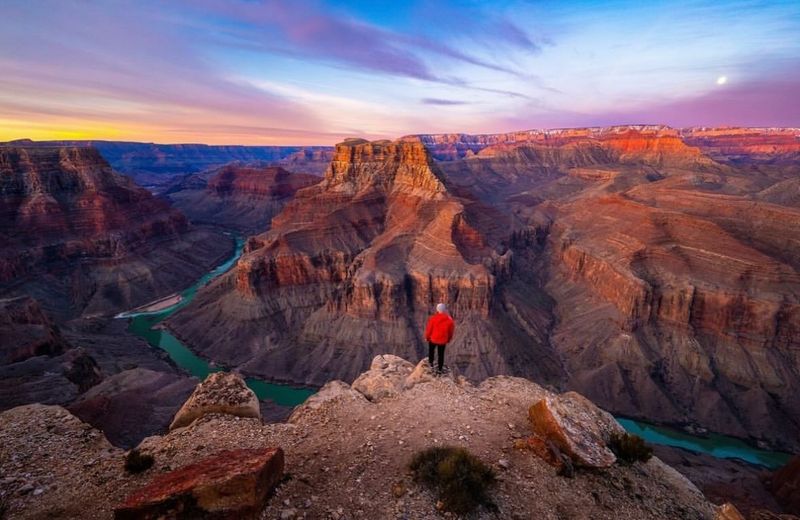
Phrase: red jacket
[{"left": 425, "top": 312, "right": 455, "bottom": 345}]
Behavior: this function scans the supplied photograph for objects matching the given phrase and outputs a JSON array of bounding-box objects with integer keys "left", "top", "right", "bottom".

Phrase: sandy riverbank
[{"left": 116, "top": 293, "right": 182, "bottom": 318}]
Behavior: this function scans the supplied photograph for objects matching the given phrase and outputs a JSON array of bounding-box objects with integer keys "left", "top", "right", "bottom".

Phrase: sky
[{"left": 1, "top": 0, "right": 799, "bottom": 145}]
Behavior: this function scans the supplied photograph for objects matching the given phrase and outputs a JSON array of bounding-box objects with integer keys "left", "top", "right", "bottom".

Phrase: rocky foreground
[{"left": 3, "top": 354, "right": 791, "bottom": 520}]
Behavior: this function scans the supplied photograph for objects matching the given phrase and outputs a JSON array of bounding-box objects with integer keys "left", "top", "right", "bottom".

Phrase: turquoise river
[{"left": 120, "top": 235, "right": 793, "bottom": 469}]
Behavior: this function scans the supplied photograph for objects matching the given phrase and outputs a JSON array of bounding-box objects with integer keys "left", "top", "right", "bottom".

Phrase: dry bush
[{"left": 409, "top": 446, "right": 496, "bottom": 515}]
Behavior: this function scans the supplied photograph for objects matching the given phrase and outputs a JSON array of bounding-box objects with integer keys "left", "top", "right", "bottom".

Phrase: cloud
[
  {"left": 189, "top": 0, "right": 535, "bottom": 82},
  {"left": 421, "top": 98, "right": 471, "bottom": 106},
  {"left": 0, "top": 0, "right": 326, "bottom": 143}
]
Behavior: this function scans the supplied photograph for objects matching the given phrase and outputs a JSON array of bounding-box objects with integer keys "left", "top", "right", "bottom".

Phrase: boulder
[
  {"left": 288, "top": 380, "right": 367, "bottom": 423},
  {"left": 528, "top": 391, "right": 624, "bottom": 468},
  {"left": 114, "top": 447, "right": 284, "bottom": 520},
  {"left": 714, "top": 503, "right": 746, "bottom": 520},
  {"left": 771, "top": 455, "right": 800, "bottom": 515},
  {"left": 351, "top": 355, "right": 414, "bottom": 402},
  {"left": 169, "top": 372, "right": 260, "bottom": 430}
]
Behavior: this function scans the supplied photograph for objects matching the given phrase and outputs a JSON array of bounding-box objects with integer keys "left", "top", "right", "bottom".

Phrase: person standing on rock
[{"left": 425, "top": 303, "right": 455, "bottom": 375}]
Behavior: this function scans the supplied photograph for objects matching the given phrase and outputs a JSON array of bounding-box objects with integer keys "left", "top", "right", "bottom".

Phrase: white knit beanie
[{"left": 436, "top": 303, "right": 447, "bottom": 313}]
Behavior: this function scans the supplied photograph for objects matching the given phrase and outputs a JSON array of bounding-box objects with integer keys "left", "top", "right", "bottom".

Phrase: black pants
[{"left": 428, "top": 342, "right": 445, "bottom": 371}]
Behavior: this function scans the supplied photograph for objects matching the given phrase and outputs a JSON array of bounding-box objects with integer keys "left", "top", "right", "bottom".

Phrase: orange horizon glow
[{"left": 0, "top": 119, "right": 347, "bottom": 146}]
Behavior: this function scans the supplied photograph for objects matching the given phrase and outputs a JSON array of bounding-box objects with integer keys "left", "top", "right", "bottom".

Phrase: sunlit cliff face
[{"left": 1, "top": 0, "right": 799, "bottom": 144}]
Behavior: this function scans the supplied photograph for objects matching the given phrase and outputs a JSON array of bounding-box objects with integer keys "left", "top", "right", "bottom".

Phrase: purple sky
[{"left": 1, "top": 0, "right": 798, "bottom": 144}]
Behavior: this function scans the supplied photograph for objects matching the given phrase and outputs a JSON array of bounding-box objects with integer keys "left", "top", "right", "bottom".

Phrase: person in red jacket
[{"left": 424, "top": 303, "right": 455, "bottom": 374}]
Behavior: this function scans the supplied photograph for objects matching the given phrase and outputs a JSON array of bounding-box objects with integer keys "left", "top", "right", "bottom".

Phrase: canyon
[
  {"left": 166, "top": 126, "right": 800, "bottom": 454},
  {"left": 0, "top": 145, "right": 232, "bottom": 318},
  {"left": 0, "top": 143, "right": 234, "bottom": 446},
  {"left": 166, "top": 137, "right": 562, "bottom": 388},
  {"left": 2, "top": 127, "right": 799, "bottom": 518}
]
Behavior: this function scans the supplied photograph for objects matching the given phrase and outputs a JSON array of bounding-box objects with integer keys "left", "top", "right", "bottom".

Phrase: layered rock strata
[
  {"left": 166, "top": 127, "right": 800, "bottom": 451},
  {"left": 0, "top": 145, "right": 233, "bottom": 317},
  {"left": 167, "top": 137, "right": 561, "bottom": 386},
  {"left": 167, "top": 164, "right": 321, "bottom": 233}
]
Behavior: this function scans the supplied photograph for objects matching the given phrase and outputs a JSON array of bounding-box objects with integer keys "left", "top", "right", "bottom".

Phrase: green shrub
[
  {"left": 409, "top": 446, "right": 496, "bottom": 515},
  {"left": 124, "top": 449, "right": 154, "bottom": 473},
  {"left": 608, "top": 432, "right": 653, "bottom": 465}
]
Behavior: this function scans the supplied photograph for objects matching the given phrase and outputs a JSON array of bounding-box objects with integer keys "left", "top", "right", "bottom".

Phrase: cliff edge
[{"left": 0, "top": 354, "right": 749, "bottom": 519}]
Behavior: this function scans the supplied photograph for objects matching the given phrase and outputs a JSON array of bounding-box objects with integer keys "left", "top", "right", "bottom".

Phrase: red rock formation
[
  {"left": 168, "top": 137, "right": 560, "bottom": 386},
  {"left": 544, "top": 177, "right": 800, "bottom": 449},
  {"left": 169, "top": 164, "right": 321, "bottom": 233},
  {"left": 418, "top": 125, "right": 709, "bottom": 166},
  {"left": 0, "top": 145, "right": 234, "bottom": 317},
  {"left": 168, "top": 126, "right": 800, "bottom": 452},
  {"left": 0, "top": 146, "right": 187, "bottom": 282},
  {"left": 682, "top": 127, "right": 800, "bottom": 162},
  {"left": 114, "top": 447, "right": 284, "bottom": 519}
]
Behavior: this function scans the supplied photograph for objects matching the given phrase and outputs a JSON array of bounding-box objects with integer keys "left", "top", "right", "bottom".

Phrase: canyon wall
[
  {"left": 2, "top": 139, "right": 334, "bottom": 176},
  {"left": 0, "top": 145, "right": 232, "bottom": 317},
  {"left": 167, "top": 164, "right": 321, "bottom": 233},
  {"left": 167, "top": 137, "right": 561, "bottom": 386}
]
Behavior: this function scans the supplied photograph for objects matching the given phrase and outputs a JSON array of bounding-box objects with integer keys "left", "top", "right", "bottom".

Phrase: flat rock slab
[
  {"left": 528, "top": 391, "right": 624, "bottom": 468},
  {"left": 114, "top": 447, "right": 284, "bottom": 520},
  {"left": 170, "top": 372, "right": 260, "bottom": 430}
]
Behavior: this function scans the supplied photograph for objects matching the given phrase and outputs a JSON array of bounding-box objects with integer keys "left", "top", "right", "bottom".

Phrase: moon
[{"left": 716, "top": 76, "right": 728, "bottom": 85}]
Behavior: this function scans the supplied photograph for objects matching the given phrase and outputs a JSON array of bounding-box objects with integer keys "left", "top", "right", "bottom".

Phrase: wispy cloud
[
  {"left": 421, "top": 98, "right": 471, "bottom": 106},
  {"left": 188, "top": 0, "right": 536, "bottom": 82}
]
